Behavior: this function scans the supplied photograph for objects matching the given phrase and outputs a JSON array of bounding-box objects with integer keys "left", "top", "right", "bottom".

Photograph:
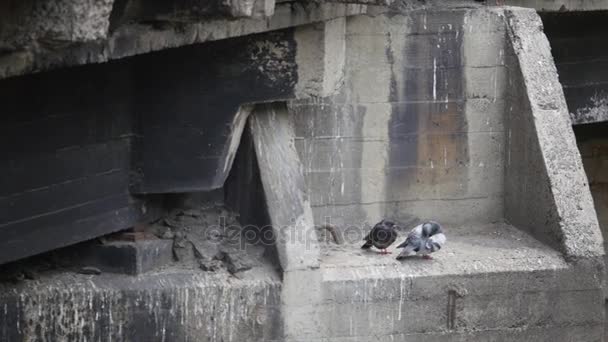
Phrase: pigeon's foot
[
  {"left": 379, "top": 249, "right": 392, "bottom": 255},
  {"left": 422, "top": 255, "right": 433, "bottom": 260}
]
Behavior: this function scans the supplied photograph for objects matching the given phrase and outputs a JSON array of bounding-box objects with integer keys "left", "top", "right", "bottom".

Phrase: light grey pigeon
[{"left": 396, "top": 221, "right": 446, "bottom": 260}]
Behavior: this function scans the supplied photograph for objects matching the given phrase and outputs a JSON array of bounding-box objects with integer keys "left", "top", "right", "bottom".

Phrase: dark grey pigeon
[
  {"left": 396, "top": 221, "right": 446, "bottom": 260},
  {"left": 361, "top": 219, "right": 398, "bottom": 254}
]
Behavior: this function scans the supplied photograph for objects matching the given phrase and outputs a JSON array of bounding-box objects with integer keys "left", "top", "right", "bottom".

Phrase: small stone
[
  {"left": 78, "top": 266, "right": 102, "bottom": 275},
  {"left": 173, "top": 240, "right": 196, "bottom": 263},
  {"left": 161, "top": 229, "right": 175, "bottom": 240},
  {"left": 199, "top": 259, "right": 223, "bottom": 272},
  {"left": 191, "top": 240, "right": 221, "bottom": 261},
  {"left": 220, "top": 251, "right": 252, "bottom": 275}
]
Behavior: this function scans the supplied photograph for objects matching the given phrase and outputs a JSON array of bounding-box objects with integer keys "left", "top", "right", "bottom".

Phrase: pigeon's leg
[
  {"left": 379, "top": 249, "right": 392, "bottom": 254},
  {"left": 422, "top": 255, "right": 433, "bottom": 260}
]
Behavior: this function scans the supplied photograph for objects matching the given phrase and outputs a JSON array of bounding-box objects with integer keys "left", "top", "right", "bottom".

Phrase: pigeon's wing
[
  {"left": 396, "top": 235, "right": 422, "bottom": 259},
  {"left": 363, "top": 224, "right": 378, "bottom": 242},
  {"left": 397, "top": 224, "right": 423, "bottom": 248}
]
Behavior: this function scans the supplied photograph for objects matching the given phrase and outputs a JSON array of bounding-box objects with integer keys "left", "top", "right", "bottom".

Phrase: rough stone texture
[
  {"left": 0, "top": 0, "right": 114, "bottom": 51},
  {"left": 504, "top": 7, "right": 604, "bottom": 260}
]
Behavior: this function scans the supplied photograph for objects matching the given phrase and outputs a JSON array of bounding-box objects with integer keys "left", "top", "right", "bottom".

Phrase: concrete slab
[{"left": 0, "top": 265, "right": 282, "bottom": 341}]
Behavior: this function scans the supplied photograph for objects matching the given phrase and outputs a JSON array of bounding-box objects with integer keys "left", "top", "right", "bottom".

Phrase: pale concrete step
[{"left": 302, "top": 223, "right": 604, "bottom": 340}]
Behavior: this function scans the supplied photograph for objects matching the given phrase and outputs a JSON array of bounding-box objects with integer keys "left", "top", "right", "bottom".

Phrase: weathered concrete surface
[
  {"left": 316, "top": 223, "right": 603, "bottom": 341},
  {"left": 0, "top": 0, "right": 114, "bottom": 51},
  {"left": 0, "top": 267, "right": 282, "bottom": 341},
  {"left": 504, "top": 7, "right": 604, "bottom": 260},
  {"left": 291, "top": 9, "right": 507, "bottom": 230}
]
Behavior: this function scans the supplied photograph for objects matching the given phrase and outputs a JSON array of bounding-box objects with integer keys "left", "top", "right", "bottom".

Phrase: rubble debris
[
  {"left": 153, "top": 203, "right": 266, "bottom": 275},
  {"left": 218, "top": 249, "right": 253, "bottom": 275}
]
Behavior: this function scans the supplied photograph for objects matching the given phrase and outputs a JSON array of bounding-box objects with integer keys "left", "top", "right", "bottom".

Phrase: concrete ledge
[{"left": 0, "top": 266, "right": 282, "bottom": 341}]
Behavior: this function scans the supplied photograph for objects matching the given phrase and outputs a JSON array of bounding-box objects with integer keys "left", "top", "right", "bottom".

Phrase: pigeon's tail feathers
[
  {"left": 361, "top": 240, "right": 373, "bottom": 249},
  {"left": 397, "top": 227, "right": 423, "bottom": 248},
  {"left": 396, "top": 244, "right": 417, "bottom": 260}
]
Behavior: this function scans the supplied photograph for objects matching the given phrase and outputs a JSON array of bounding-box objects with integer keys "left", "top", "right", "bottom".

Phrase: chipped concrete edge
[{"left": 504, "top": 7, "right": 604, "bottom": 260}]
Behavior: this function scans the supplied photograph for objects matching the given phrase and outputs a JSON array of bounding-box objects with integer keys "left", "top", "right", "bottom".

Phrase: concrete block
[{"left": 76, "top": 239, "right": 174, "bottom": 275}]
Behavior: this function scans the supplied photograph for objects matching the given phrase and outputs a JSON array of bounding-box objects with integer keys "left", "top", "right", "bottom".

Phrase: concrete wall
[
  {"left": 291, "top": 9, "right": 507, "bottom": 230},
  {"left": 541, "top": 11, "right": 608, "bottom": 125}
]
